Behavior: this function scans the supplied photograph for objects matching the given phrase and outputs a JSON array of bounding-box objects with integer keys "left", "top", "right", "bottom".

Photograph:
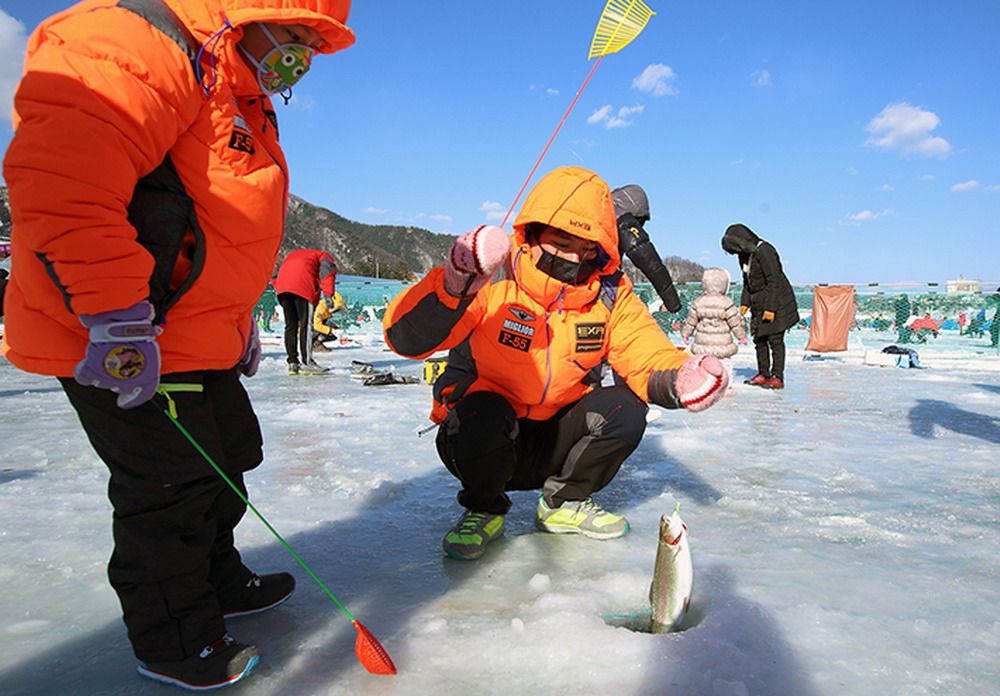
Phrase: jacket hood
[
  {"left": 611, "top": 184, "right": 649, "bottom": 222},
  {"left": 701, "top": 267, "right": 730, "bottom": 295},
  {"left": 509, "top": 166, "right": 620, "bottom": 310},
  {"left": 513, "top": 166, "right": 620, "bottom": 272},
  {"left": 721, "top": 223, "right": 761, "bottom": 255},
  {"left": 168, "top": 0, "right": 355, "bottom": 55}
]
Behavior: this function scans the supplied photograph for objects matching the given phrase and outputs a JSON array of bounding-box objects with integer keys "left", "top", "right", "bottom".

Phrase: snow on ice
[{"left": 0, "top": 326, "right": 998, "bottom": 695}]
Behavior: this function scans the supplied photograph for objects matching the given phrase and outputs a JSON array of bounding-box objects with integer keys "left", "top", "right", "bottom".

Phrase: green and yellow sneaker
[
  {"left": 442, "top": 510, "right": 504, "bottom": 560},
  {"left": 535, "top": 496, "right": 630, "bottom": 539}
]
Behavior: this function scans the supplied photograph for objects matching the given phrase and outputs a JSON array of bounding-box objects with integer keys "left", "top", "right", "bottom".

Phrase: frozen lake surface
[{"left": 1, "top": 327, "right": 998, "bottom": 695}]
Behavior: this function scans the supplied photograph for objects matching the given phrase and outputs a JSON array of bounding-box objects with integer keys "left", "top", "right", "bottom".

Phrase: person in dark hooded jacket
[{"left": 721, "top": 224, "right": 799, "bottom": 389}]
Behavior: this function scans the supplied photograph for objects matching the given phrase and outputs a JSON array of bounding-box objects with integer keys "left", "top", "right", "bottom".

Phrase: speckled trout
[{"left": 649, "top": 505, "right": 692, "bottom": 633}]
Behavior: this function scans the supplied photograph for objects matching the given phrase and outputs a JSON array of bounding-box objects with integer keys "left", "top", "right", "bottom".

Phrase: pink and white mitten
[
  {"left": 444, "top": 225, "right": 510, "bottom": 296},
  {"left": 648, "top": 355, "right": 729, "bottom": 412},
  {"left": 674, "top": 355, "right": 728, "bottom": 411}
]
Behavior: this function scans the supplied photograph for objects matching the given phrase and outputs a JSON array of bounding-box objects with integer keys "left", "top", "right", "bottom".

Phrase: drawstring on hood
[{"left": 195, "top": 19, "right": 234, "bottom": 95}]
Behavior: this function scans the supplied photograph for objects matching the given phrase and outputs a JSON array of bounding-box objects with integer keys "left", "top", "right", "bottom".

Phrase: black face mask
[{"left": 535, "top": 248, "right": 593, "bottom": 285}]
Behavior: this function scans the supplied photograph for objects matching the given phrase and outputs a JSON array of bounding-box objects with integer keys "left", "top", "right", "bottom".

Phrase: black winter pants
[
  {"left": 435, "top": 387, "right": 648, "bottom": 514},
  {"left": 60, "top": 369, "right": 262, "bottom": 662},
  {"left": 754, "top": 332, "right": 786, "bottom": 379},
  {"left": 278, "top": 292, "right": 312, "bottom": 365}
]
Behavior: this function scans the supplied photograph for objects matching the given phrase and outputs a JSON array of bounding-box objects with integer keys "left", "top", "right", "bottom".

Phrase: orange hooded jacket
[
  {"left": 1, "top": 0, "right": 353, "bottom": 376},
  {"left": 383, "top": 166, "right": 688, "bottom": 422}
]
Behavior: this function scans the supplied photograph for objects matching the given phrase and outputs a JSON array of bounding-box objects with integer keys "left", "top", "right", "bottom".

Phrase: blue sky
[{"left": 1, "top": 1, "right": 998, "bottom": 285}]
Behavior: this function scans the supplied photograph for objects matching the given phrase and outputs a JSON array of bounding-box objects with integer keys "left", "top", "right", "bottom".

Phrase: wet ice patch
[{"left": 7, "top": 620, "right": 51, "bottom": 635}]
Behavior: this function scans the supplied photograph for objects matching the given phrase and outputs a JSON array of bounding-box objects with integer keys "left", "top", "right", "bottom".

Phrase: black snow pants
[
  {"left": 278, "top": 292, "right": 312, "bottom": 366},
  {"left": 60, "top": 369, "right": 262, "bottom": 663},
  {"left": 754, "top": 332, "right": 786, "bottom": 380},
  {"left": 435, "top": 386, "right": 648, "bottom": 514}
]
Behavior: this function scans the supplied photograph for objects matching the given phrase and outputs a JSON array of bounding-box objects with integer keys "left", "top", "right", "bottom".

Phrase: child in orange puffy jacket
[
  {"left": 383, "top": 166, "right": 730, "bottom": 561},
  {"left": 1, "top": 0, "right": 355, "bottom": 688}
]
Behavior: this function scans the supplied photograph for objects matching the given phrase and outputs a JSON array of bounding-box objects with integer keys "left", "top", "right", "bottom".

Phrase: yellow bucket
[{"left": 423, "top": 357, "right": 448, "bottom": 385}]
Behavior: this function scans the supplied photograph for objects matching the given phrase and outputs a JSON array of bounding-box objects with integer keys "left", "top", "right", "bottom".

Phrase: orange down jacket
[
  {"left": 1, "top": 0, "right": 354, "bottom": 376},
  {"left": 383, "top": 166, "right": 689, "bottom": 422}
]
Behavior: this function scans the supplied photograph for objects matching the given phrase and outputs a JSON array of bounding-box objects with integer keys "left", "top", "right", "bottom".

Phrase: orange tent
[
  {"left": 909, "top": 314, "right": 939, "bottom": 332},
  {"left": 805, "top": 285, "right": 855, "bottom": 352}
]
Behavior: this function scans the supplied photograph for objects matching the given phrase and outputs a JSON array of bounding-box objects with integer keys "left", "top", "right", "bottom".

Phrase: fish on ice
[{"left": 649, "top": 504, "right": 693, "bottom": 633}]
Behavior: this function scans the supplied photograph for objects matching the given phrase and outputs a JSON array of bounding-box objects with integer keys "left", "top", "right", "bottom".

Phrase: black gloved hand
[
  {"left": 617, "top": 212, "right": 649, "bottom": 255},
  {"left": 616, "top": 213, "right": 681, "bottom": 313}
]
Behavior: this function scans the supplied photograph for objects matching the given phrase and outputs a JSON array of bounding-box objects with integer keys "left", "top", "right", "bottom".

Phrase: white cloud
[
  {"left": 864, "top": 102, "right": 951, "bottom": 158},
  {"left": 842, "top": 208, "right": 895, "bottom": 225},
  {"left": 364, "top": 207, "right": 388, "bottom": 215},
  {"left": 880, "top": 184, "right": 894, "bottom": 192},
  {"left": 480, "top": 201, "right": 505, "bottom": 222},
  {"left": 919, "top": 174, "right": 936, "bottom": 181},
  {"left": 632, "top": 64, "right": 677, "bottom": 97},
  {"left": 530, "top": 84, "right": 560, "bottom": 96},
  {"left": 429, "top": 214, "right": 453, "bottom": 225},
  {"left": 587, "top": 104, "right": 644, "bottom": 129},
  {"left": 587, "top": 105, "right": 613, "bottom": 124},
  {"left": 950, "top": 180, "right": 980, "bottom": 192},
  {"left": 0, "top": 9, "right": 28, "bottom": 124},
  {"left": 749, "top": 69, "right": 772, "bottom": 87},
  {"left": 987, "top": 184, "right": 1000, "bottom": 192}
]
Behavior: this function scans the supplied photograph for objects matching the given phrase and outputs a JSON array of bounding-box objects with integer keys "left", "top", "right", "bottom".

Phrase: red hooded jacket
[{"left": 274, "top": 249, "right": 337, "bottom": 304}]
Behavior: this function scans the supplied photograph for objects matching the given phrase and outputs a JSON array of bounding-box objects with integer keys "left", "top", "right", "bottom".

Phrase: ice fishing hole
[{"left": 603, "top": 603, "right": 703, "bottom": 634}]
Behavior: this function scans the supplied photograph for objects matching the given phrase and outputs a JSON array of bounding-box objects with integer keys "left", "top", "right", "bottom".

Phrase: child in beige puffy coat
[{"left": 681, "top": 267, "right": 748, "bottom": 394}]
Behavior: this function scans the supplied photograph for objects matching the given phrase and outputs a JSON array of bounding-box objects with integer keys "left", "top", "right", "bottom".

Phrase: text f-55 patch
[
  {"left": 575, "top": 322, "right": 606, "bottom": 353},
  {"left": 228, "top": 112, "right": 255, "bottom": 154},
  {"left": 499, "top": 329, "right": 531, "bottom": 352}
]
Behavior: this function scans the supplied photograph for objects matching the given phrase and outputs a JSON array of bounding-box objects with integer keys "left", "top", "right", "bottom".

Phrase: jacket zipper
[{"left": 536, "top": 286, "right": 567, "bottom": 408}]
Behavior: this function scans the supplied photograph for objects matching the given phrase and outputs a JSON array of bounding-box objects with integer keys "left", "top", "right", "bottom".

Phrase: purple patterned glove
[
  {"left": 238, "top": 320, "right": 261, "bottom": 377},
  {"left": 74, "top": 301, "right": 162, "bottom": 409}
]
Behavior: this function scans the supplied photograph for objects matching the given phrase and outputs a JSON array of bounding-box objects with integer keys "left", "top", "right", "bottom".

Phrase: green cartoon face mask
[{"left": 241, "top": 24, "right": 315, "bottom": 96}]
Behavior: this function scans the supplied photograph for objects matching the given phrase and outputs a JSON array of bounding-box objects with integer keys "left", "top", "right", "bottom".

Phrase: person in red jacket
[
  {"left": 383, "top": 166, "right": 729, "bottom": 561},
  {"left": 1, "top": 0, "right": 354, "bottom": 689},
  {"left": 273, "top": 248, "right": 337, "bottom": 373}
]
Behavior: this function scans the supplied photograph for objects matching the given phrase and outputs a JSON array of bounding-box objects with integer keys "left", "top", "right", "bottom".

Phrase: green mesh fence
[
  {"left": 639, "top": 281, "right": 999, "bottom": 346},
  {"left": 253, "top": 276, "right": 999, "bottom": 348}
]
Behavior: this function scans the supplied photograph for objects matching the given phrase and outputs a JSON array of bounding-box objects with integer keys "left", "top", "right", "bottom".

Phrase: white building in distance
[{"left": 946, "top": 276, "right": 981, "bottom": 294}]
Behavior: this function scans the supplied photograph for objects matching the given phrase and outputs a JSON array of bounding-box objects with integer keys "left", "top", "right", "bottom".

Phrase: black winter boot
[
  {"left": 221, "top": 572, "right": 296, "bottom": 619},
  {"left": 137, "top": 634, "right": 259, "bottom": 690}
]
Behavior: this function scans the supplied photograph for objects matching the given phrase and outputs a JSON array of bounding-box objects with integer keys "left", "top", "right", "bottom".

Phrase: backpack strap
[
  {"left": 113, "top": 0, "right": 205, "bottom": 323},
  {"left": 117, "top": 0, "right": 199, "bottom": 70},
  {"left": 598, "top": 270, "right": 623, "bottom": 311}
]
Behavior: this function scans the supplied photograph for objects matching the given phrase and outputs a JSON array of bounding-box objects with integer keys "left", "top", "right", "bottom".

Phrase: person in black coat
[{"left": 721, "top": 223, "right": 799, "bottom": 389}]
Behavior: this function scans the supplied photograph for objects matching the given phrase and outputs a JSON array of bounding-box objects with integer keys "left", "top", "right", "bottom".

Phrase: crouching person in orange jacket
[
  {"left": 1, "top": 0, "right": 355, "bottom": 689},
  {"left": 383, "top": 166, "right": 729, "bottom": 561}
]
